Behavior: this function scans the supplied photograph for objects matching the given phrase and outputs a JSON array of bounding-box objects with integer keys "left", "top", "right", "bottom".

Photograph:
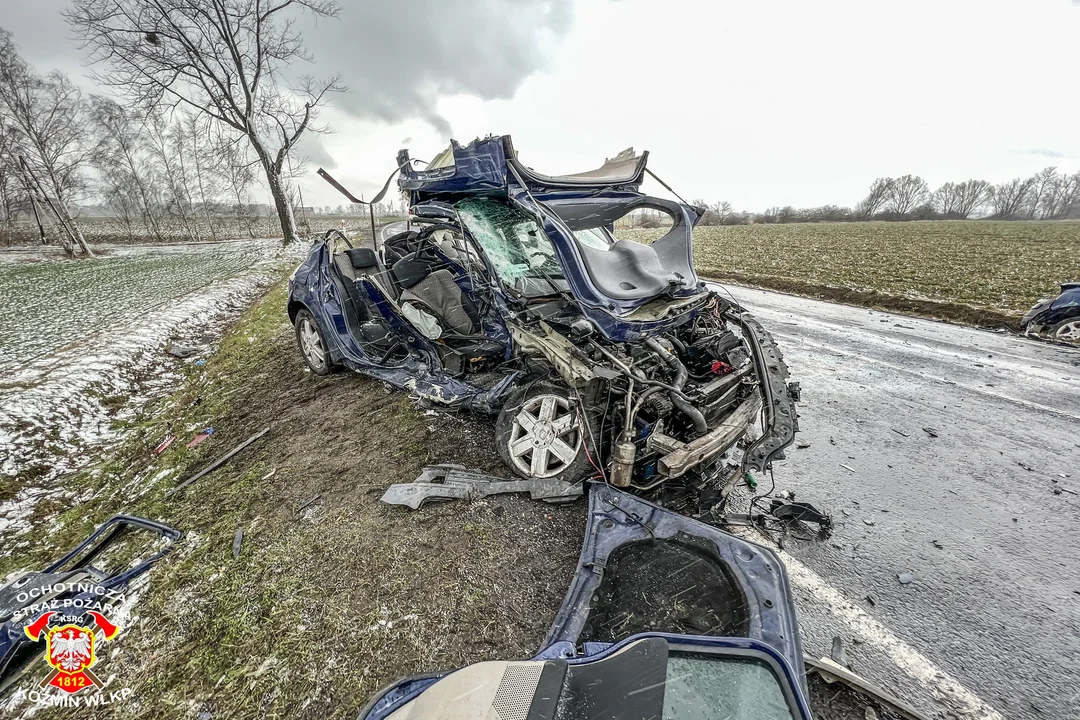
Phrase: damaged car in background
[
  {"left": 289, "top": 135, "right": 801, "bottom": 517},
  {"left": 1022, "top": 281, "right": 1080, "bottom": 342}
]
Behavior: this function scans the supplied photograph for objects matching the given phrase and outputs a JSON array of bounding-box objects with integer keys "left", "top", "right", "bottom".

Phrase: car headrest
[
  {"left": 392, "top": 253, "right": 430, "bottom": 290},
  {"left": 346, "top": 247, "right": 378, "bottom": 270}
]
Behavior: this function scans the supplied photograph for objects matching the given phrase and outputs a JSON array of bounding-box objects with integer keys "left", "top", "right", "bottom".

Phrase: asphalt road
[{"left": 723, "top": 285, "right": 1080, "bottom": 720}]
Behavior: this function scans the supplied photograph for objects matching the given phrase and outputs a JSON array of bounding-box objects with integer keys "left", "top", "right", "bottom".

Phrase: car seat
[{"left": 392, "top": 253, "right": 479, "bottom": 336}]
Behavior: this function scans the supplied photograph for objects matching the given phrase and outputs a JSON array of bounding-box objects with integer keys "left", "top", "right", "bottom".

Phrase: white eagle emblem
[{"left": 48, "top": 627, "right": 93, "bottom": 672}]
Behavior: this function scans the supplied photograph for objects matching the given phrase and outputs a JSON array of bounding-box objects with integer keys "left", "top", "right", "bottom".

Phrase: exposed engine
[{"left": 511, "top": 291, "right": 791, "bottom": 503}]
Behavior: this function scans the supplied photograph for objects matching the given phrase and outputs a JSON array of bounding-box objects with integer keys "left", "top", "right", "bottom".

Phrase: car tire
[
  {"left": 495, "top": 382, "right": 600, "bottom": 484},
  {"left": 294, "top": 308, "right": 336, "bottom": 375},
  {"left": 1050, "top": 319, "right": 1080, "bottom": 343}
]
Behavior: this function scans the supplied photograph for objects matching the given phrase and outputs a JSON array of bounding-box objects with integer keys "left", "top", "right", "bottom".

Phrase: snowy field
[{"left": 0, "top": 240, "right": 295, "bottom": 535}]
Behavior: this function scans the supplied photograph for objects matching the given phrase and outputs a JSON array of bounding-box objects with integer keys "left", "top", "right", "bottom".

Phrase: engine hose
[
  {"left": 629, "top": 385, "right": 666, "bottom": 422},
  {"left": 665, "top": 334, "right": 687, "bottom": 356},
  {"left": 645, "top": 338, "right": 707, "bottom": 435}
]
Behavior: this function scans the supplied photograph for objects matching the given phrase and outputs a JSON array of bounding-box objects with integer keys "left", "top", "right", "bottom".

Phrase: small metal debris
[
  {"left": 840, "top": 463, "right": 856, "bottom": 473},
  {"left": 764, "top": 500, "right": 833, "bottom": 538},
  {"left": 296, "top": 494, "right": 322, "bottom": 514},
  {"left": 1018, "top": 462, "right": 1034, "bottom": 472},
  {"left": 864, "top": 594, "right": 875, "bottom": 606},
  {"left": 931, "top": 539, "right": 944, "bottom": 549},
  {"left": 897, "top": 572, "right": 915, "bottom": 585},
  {"left": 232, "top": 527, "right": 244, "bottom": 558},
  {"left": 891, "top": 428, "right": 909, "bottom": 437},
  {"left": 166, "top": 427, "right": 270, "bottom": 498},
  {"left": 168, "top": 344, "right": 198, "bottom": 358},
  {"left": 381, "top": 464, "right": 582, "bottom": 510},
  {"left": 863, "top": 518, "right": 875, "bottom": 526},
  {"left": 796, "top": 442, "right": 811, "bottom": 449},
  {"left": 922, "top": 427, "right": 939, "bottom": 438},
  {"left": 154, "top": 435, "right": 175, "bottom": 455}
]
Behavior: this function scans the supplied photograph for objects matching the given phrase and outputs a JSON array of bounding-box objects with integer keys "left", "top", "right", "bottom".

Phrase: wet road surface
[{"left": 724, "top": 284, "right": 1080, "bottom": 720}]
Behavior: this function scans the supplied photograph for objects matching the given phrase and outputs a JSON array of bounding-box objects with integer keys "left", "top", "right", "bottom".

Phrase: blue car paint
[
  {"left": 290, "top": 134, "right": 783, "bottom": 411},
  {"left": 356, "top": 484, "right": 813, "bottom": 720},
  {"left": 1022, "top": 281, "right": 1080, "bottom": 333},
  {"left": 0, "top": 516, "right": 181, "bottom": 683},
  {"left": 289, "top": 238, "right": 514, "bottom": 409}
]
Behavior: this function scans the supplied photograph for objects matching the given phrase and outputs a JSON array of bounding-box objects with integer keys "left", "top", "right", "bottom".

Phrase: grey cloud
[
  {"left": 295, "top": 133, "right": 337, "bottom": 170},
  {"left": 1021, "top": 148, "right": 1074, "bottom": 159},
  {"left": 302, "top": 0, "right": 574, "bottom": 138},
  {"left": 2, "top": 0, "right": 575, "bottom": 140}
]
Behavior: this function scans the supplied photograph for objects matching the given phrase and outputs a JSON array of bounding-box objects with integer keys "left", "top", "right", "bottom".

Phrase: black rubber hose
[{"left": 645, "top": 338, "right": 707, "bottom": 434}]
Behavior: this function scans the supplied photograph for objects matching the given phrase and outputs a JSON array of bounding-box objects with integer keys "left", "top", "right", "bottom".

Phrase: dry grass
[
  {"left": 621, "top": 220, "right": 1080, "bottom": 324},
  {"left": 2, "top": 281, "right": 583, "bottom": 719}
]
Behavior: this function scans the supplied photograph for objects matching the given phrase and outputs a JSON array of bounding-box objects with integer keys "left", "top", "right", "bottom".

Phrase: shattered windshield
[
  {"left": 662, "top": 654, "right": 795, "bottom": 720},
  {"left": 456, "top": 198, "right": 564, "bottom": 285}
]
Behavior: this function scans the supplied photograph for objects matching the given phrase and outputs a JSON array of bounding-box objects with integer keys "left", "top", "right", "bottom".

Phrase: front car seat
[{"left": 392, "top": 254, "right": 479, "bottom": 336}]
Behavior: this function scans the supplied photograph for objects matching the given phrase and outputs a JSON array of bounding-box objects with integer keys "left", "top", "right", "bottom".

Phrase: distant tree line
[
  {"left": 1, "top": 0, "right": 341, "bottom": 256},
  {"left": 0, "top": 29, "right": 273, "bottom": 253},
  {"left": 689, "top": 168, "right": 1080, "bottom": 226}
]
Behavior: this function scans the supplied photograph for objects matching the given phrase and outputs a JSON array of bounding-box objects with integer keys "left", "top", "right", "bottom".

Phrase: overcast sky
[{"left": 2, "top": 0, "right": 1079, "bottom": 210}]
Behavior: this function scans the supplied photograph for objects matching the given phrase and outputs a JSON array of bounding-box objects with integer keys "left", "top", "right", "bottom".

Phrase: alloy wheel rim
[
  {"left": 1056, "top": 320, "right": 1080, "bottom": 342},
  {"left": 300, "top": 318, "right": 326, "bottom": 368},
  {"left": 508, "top": 394, "right": 582, "bottom": 478}
]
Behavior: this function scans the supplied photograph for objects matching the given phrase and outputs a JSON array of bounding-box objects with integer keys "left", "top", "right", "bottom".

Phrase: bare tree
[
  {"left": 147, "top": 113, "right": 199, "bottom": 240},
  {"left": 691, "top": 199, "right": 733, "bottom": 226},
  {"left": 0, "top": 124, "right": 24, "bottom": 245},
  {"left": 0, "top": 30, "right": 92, "bottom": 256},
  {"left": 216, "top": 126, "right": 258, "bottom": 236},
  {"left": 89, "top": 96, "right": 164, "bottom": 240},
  {"left": 885, "top": 175, "right": 929, "bottom": 216},
  {"left": 66, "top": 0, "right": 345, "bottom": 245},
  {"left": 1042, "top": 170, "right": 1080, "bottom": 220},
  {"left": 184, "top": 112, "right": 222, "bottom": 239},
  {"left": 952, "top": 179, "right": 993, "bottom": 219},
  {"left": 990, "top": 177, "right": 1034, "bottom": 219},
  {"left": 931, "top": 182, "right": 961, "bottom": 216},
  {"left": 1025, "top": 167, "right": 1059, "bottom": 219},
  {"left": 856, "top": 178, "right": 891, "bottom": 219}
]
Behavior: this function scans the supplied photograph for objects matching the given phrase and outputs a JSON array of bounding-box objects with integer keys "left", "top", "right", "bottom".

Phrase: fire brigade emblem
[{"left": 23, "top": 610, "right": 120, "bottom": 694}]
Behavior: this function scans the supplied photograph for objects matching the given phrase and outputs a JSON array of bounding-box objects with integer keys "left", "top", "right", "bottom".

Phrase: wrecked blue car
[
  {"left": 357, "top": 483, "right": 813, "bottom": 720},
  {"left": 289, "top": 136, "right": 799, "bottom": 507},
  {"left": 1022, "top": 281, "right": 1080, "bottom": 342}
]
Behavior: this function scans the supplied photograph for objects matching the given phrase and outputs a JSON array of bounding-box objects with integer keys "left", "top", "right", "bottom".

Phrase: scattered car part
[
  {"left": 232, "top": 526, "right": 244, "bottom": 558},
  {"left": 380, "top": 464, "right": 582, "bottom": 509},
  {"left": 359, "top": 483, "right": 815, "bottom": 720},
  {"left": 185, "top": 428, "right": 213, "bottom": 448},
  {"left": 0, "top": 516, "right": 181, "bottom": 695},
  {"left": 1022, "top": 281, "right": 1080, "bottom": 342},
  {"left": 805, "top": 655, "right": 933, "bottom": 720},
  {"left": 761, "top": 498, "right": 834, "bottom": 539},
  {"left": 165, "top": 427, "right": 269, "bottom": 498}
]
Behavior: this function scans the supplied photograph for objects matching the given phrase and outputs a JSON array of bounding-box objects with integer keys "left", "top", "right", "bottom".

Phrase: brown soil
[{"left": 140, "top": 335, "right": 587, "bottom": 719}]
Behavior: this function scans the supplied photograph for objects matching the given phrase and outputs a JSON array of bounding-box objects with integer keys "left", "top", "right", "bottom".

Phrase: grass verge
[{"left": 2, "top": 280, "right": 583, "bottom": 719}]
